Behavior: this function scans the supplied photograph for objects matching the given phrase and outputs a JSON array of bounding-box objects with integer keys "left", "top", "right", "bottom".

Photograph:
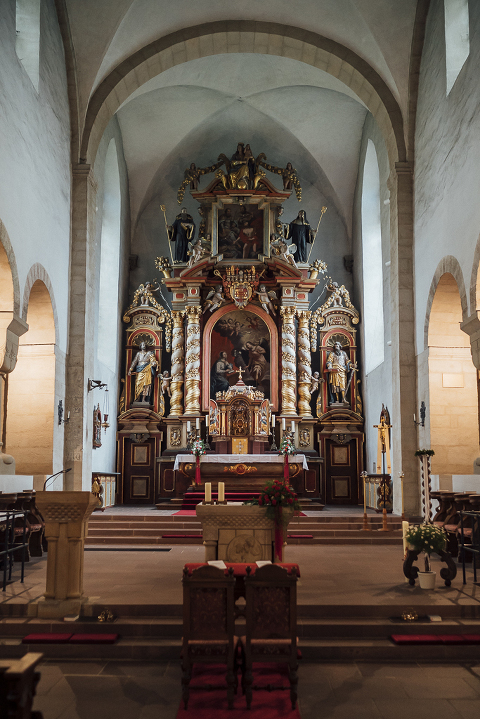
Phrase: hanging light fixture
[{"left": 102, "top": 388, "right": 110, "bottom": 433}]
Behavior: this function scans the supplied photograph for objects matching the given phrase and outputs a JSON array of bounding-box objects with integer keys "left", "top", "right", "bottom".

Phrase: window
[
  {"left": 444, "top": 0, "right": 469, "bottom": 94},
  {"left": 15, "top": 0, "right": 41, "bottom": 91},
  {"left": 361, "top": 140, "right": 384, "bottom": 374}
]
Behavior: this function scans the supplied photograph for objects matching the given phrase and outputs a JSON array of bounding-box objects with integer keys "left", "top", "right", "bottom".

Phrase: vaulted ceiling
[{"left": 63, "top": 0, "right": 418, "bottom": 235}]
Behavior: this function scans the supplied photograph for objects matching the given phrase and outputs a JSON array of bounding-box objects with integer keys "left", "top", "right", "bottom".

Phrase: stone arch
[
  {"left": 0, "top": 218, "right": 21, "bottom": 316},
  {"left": 22, "top": 263, "right": 59, "bottom": 347},
  {"left": 6, "top": 279, "right": 57, "bottom": 475},
  {"left": 80, "top": 22, "right": 406, "bottom": 168},
  {"left": 424, "top": 256, "right": 468, "bottom": 352}
]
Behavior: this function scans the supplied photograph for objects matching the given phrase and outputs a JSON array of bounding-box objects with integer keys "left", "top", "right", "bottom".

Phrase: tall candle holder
[
  {"left": 361, "top": 471, "right": 371, "bottom": 531},
  {"left": 270, "top": 426, "right": 278, "bottom": 451}
]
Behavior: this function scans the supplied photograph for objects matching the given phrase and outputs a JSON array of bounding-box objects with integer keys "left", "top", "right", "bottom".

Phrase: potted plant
[
  {"left": 191, "top": 438, "right": 206, "bottom": 486},
  {"left": 405, "top": 523, "right": 446, "bottom": 589},
  {"left": 244, "top": 480, "right": 300, "bottom": 560}
]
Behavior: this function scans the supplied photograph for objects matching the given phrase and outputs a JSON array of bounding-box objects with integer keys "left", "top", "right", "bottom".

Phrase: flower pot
[{"left": 418, "top": 571, "right": 436, "bottom": 589}]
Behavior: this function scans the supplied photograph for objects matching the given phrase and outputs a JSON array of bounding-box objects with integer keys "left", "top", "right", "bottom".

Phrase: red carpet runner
[{"left": 176, "top": 664, "right": 301, "bottom": 718}]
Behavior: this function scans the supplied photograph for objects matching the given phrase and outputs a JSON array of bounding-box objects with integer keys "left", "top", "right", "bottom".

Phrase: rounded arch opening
[
  {"left": 6, "top": 280, "right": 56, "bottom": 475},
  {"left": 427, "top": 272, "right": 478, "bottom": 474}
]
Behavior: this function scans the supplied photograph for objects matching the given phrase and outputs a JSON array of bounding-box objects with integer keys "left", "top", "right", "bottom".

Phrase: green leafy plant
[
  {"left": 191, "top": 439, "right": 206, "bottom": 457},
  {"left": 243, "top": 480, "right": 300, "bottom": 524},
  {"left": 279, "top": 435, "right": 296, "bottom": 456},
  {"left": 405, "top": 522, "right": 446, "bottom": 572},
  {"left": 414, "top": 449, "right": 435, "bottom": 457}
]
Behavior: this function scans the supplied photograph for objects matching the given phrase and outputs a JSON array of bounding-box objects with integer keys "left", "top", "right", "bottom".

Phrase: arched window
[
  {"left": 444, "top": 0, "right": 470, "bottom": 94},
  {"left": 15, "top": 0, "right": 41, "bottom": 91},
  {"left": 361, "top": 140, "right": 384, "bottom": 374},
  {"left": 97, "top": 140, "right": 121, "bottom": 371}
]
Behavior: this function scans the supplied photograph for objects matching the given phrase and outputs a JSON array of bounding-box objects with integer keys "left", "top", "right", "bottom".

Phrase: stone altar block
[
  {"left": 196, "top": 504, "right": 293, "bottom": 563},
  {"left": 33, "top": 491, "right": 100, "bottom": 618}
]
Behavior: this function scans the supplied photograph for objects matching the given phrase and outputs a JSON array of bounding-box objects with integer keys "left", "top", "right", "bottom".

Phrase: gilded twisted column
[
  {"left": 169, "top": 311, "right": 185, "bottom": 416},
  {"left": 297, "top": 310, "right": 312, "bottom": 418},
  {"left": 184, "top": 306, "right": 202, "bottom": 414},
  {"left": 280, "top": 306, "right": 297, "bottom": 416}
]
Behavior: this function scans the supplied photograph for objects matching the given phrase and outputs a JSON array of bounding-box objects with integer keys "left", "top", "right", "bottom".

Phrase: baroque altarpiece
[{"left": 116, "top": 145, "right": 364, "bottom": 506}]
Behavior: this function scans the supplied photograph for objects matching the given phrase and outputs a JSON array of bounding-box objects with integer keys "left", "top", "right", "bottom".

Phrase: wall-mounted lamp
[
  {"left": 413, "top": 401, "right": 426, "bottom": 428},
  {"left": 88, "top": 379, "right": 108, "bottom": 392},
  {"left": 58, "top": 400, "right": 70, "bottom": 425}
]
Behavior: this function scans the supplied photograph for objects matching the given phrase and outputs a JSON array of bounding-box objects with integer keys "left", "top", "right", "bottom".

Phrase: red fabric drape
[
  {"left": 283, "top": 453, "right": 289, "bottom": 481},
  {"left": 195, "top": 455, "right": 201, "bottom": 485},
  {"left": 274, "top": 507, "right": 283, "bottom": 561}
]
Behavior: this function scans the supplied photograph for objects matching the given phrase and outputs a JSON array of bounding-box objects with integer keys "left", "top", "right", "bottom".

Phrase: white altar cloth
[{"left": 173, "top": 453, "right": 308, "bottom": 471}]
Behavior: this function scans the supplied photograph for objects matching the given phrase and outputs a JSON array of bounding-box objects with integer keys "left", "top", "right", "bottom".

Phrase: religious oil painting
[
  {"left": 217, "top": 204, "right": 265, "bottom": 260},
  {"left": 210, "top": 310, "right": 270, "bottom": 401}
]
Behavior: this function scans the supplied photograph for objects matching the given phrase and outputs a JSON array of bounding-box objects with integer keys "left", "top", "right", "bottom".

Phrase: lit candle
[
  {"left": 205, "top": 482, "right": 212, "bottom": 503},
  {"left": 196, "top": 417, "right": 200, "bottom": 430},
  {"left": 218, "top": 482, "right": 225, "bottom": 503},
  {"left": 291, "top": 421, "right": 295, "bottom": 432},
  {"left": 187, "top": 421, "right": 191, "bottom": 432},
  {"left": 282, "top": 418, "right": 286, "bottom": 431}
]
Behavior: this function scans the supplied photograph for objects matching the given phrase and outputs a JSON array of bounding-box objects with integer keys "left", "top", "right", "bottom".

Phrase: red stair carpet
[{"left": 176, "top": 664, "right": 301, "bottom": 718}]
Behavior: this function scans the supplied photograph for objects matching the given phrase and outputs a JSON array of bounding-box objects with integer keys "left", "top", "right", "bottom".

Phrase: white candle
[
  {"left": 413, "top": 414, "right": 416, "bottom": 422},
  {"left": 282, "top": 418, "right": 286, "bottom": 431},
  {"left": 218, "top": 482, "right": 225, "bottom": 503},
  {"left": 187, "top": 421, "right": 191, "bottom": 432},
  {"left": 205, "top": 482, "right": 212, "bottom": 503},
  {"left": 291, "top": 421, "right": 295, "bottom": 432},
  {"left": 196, "top": 417, "right": 200, "bottom": 430},
  {"left": 272, "top": 414, "right": 276, "bottom": 426}
]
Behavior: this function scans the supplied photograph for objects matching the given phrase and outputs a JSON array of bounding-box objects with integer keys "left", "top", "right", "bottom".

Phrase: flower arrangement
[
  {"left": 279, "top": 435, "right": 296, "bottom": 456},
  {"left": 191, "top": 439, "right": 206, "bottom": 457},
  {"left": 405, "top": 523, "right": 446, "bottom": 572},
  {"left": 414, "top": 449, "right": 435, "bottom": 457},
  {"left": 244, "top": 479, "right": 301, "bottom": 559}
]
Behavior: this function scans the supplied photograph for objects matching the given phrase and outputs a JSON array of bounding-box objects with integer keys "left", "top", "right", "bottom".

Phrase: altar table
[{"left": 173, "top": 454, "right": 308, "bottom": 470}]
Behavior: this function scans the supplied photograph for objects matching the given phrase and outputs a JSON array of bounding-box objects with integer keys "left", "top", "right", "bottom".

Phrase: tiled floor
[
  {"left": 33, "top": 659, "right": 480, "bottom": 719},
  {"left": 2, "top": 544, "right": 479, "bottom": 610}
]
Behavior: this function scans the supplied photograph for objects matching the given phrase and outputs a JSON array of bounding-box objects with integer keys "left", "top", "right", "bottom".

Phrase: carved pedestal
[
  {"left": 33, "top": 491, "right": 99, "bottom": 618},
  {"left": 196, "top": 504, "right": 294, "bottom": 563}
]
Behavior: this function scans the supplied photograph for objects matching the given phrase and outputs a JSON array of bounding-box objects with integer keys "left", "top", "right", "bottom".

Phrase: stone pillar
[
  {"left": 184, "top": 306, "right": 202, "bottom": 415},
  {"left": 34, "top": 491, "right": 99, "bottom": 618},
  {"left": 280, "top": 306, "right": 297, "bottom": 416},
  {"left": 460, "top": 312, "right": 480, "bottom": 369},
  {"left": 297, "top": 310, "right": 312, "bottom": 418},
  {"left": 388, "top": 162, "right": 418, "bottom": 516},
  {"left": 169, "top": 310, "right": 185, "bottom": 417},
  {"left": 64, "top": 165, "right": 97, "bottom": 490}
]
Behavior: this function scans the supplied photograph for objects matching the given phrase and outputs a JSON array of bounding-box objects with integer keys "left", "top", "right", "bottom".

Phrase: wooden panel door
[
  {"left": 325, "top": 439, "right": 358, "bottom": 505},
  {"left": 122, "top": 439, "right": 155, "bottom": 504}
]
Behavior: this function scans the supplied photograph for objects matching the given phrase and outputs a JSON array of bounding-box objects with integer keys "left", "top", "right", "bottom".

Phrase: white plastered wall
[
  {"left": 0, "top": 0, "right": 70, "bottom": 482},
  {"left": 415, "top": 0, "right": 480, "bottom": 473}
]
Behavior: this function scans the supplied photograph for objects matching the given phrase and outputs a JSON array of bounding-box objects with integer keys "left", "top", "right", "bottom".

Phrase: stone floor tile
[
  {"left": 403, "top": 677, "right": 479, "bottom": 700},
  {"left": 448, "top": 700, "right": 480, "bottom": 718},
  {"left": 300, "top": 698, "right": 381, "bottom": 719},
  {"left": 50, "top": 661, "right": 107, "bottom": 676},
  {"left": 300, "top": 662, "right": 362, "bottom": 686},
  {"left": 100, "top": 661, "right": 170, "bottom": 677},
  {"left": 373, "top": 699, "right": 463, "bottom": 719},
  {"left": 330, "top": 677, "right": 409, "bottom": 701}
]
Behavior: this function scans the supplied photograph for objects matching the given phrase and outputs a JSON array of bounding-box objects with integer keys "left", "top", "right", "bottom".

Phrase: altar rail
[
  {"left": 92, "top": 473, "right": 119, "bottom": 509},
  {"left": 364, "top": 474, "right": 392, "bottom": 513}
]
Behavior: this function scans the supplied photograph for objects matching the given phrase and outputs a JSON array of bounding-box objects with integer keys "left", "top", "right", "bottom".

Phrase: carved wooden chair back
[
  {"left": 181, "top": 564, "right": 237, "bottom": 709},
  {"left": 243, "top": 564, "right": 298, "bottom": 709}
]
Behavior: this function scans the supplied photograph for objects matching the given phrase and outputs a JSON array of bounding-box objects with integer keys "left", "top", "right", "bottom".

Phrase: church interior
[{"left": 2, "top": 1, "right": 480, "bottom": 717}]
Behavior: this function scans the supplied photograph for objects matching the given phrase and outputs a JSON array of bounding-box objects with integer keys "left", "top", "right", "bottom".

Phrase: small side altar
[
  {"left": 174, "top": 453, "right": 308, "bottom": 494},
  {"left": 196, "top": 504, "right": 293, "bottom": 563}
]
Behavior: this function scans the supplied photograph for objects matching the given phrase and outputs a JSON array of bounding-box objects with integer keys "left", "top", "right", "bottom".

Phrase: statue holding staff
[
  {"left": 168, "top": 207, "right": 195, "bottom": 264},
  {"left": 128, "top": 341, "right": 158, "bottom": 404},
  {"left": 285, "top": 210, "right": 316, "bottom": 264}
]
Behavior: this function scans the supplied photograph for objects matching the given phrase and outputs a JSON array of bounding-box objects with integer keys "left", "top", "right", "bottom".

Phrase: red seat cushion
[
  {"left": 69, "top": 634, "right": 118, "bottom": 644},
  {"left": 390, "top": 635, "right": 443, "bottom": 645}
]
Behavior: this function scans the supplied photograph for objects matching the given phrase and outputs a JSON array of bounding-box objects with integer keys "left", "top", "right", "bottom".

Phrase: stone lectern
[{"left": 33, "top": 491, "right": 100, "bottom": 618}]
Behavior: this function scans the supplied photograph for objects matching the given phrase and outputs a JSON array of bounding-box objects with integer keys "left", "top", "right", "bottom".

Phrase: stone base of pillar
[{"left": 29, "top": 597, "right": 93, "bottom": 619}]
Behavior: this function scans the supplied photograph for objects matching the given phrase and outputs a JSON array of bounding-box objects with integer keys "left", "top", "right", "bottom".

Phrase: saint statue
[
  {"left": 128, "top": 341, "right": 158, "bottom": 403},
  {"left": 285, "top": 210, "right": 316, "bottom": 264},
  {"left": 211, "top": 351, "right": 235, "bottom": 397},
  {"left": 326, "top": 342, "right": 355, "bottom": 405},
  {"left": 168, "top": 207, "right": 195, "bottom": 264}
]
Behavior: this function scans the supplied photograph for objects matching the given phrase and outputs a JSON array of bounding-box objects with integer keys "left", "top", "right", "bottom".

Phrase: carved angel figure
[
  {"left": 203, "top": 284, "right": 226, "bottom": 314},
  {"left": 255, "top": 285, "right": 277, "bottom": 316},
  {"left": 270, "top": 233, "right": 297, "bottom": 267},
  {"left": 160, "top": 371, "right": 172, "bottom": 397},
  {"left": 187, "top": 237, "right": 210, "bottom": 267},
  {"left": 310, "top": 371, "right": 323, "bottom": 395},
  {"left": 128, "top": 280, "right": 162, "bottom": 311}
]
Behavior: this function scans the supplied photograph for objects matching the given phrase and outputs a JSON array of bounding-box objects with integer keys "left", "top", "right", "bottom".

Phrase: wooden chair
[
  {"left": 181, "top": 564, "right": 237, "bottom": 710},
  {"left": 242, "top": 563, "right": 298, "bottom": 710}
]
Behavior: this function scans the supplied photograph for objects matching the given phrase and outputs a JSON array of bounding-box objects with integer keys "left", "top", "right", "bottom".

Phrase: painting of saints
[{"left": 210, "top": 310, "right": 270, "bottom": 400}]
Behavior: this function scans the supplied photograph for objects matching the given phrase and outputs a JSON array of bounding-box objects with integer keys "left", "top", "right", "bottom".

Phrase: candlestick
[
  {"left": 218, "top": 482, "right": 225, "bottom": 503},
  {"left": 187, "top": 420, "right": 191, "bottom": 432},
  {"left": 282, "top": 418, "right": 286, "bottom": 431},
  {"left": 205, "top": 482, "right": 212, "bottom": 503},
  {"left": 399, "top": 471, "right": 405, "bottom": 520},
  {"left": 196, "top": 417, "right": 200, "bottom": 430}
]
